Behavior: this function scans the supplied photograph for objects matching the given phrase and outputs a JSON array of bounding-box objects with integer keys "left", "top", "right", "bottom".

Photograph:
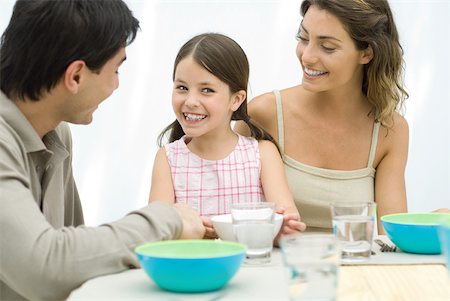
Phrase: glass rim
[
  {"left": 330, "top": 201, "right": 374, "bottom": 208},
  {"left": 279, "top": 232, "right": 339, "bottom": 249},
  {"left": 279, "top": 232, "right": 336, "bottom": 243},
  {"left": 231, "top": 202, "right": 276, "bottom": 209}
]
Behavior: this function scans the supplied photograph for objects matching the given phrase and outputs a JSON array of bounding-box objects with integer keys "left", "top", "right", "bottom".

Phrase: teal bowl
[
  {"left": 135, "top": 240, "right": 246, "bottom": 293},
  {"left": 381, "top": 213, "right": 450, "bottom": 254}
]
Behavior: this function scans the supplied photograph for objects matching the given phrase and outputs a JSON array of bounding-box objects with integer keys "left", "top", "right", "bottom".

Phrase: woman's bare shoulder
[
  {"left": 380, "top": 112, "right": 409, "bottom": 141},
  {"left": 247, "top": 91, "right": 277, "bottom": 129},
  {"left": 248, "top": 85, "right": 302, "bottom": 121},
  {"left": 248, "top": 91, "right": 276, "bottom": 112},
  {"left": 377, "top": 112, "right": 409, "bottom": 162}
]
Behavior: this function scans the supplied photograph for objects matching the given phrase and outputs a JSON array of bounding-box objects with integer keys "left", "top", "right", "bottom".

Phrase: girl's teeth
[{"left": 184, "top": 113, "right": 206, "bottom": 121}]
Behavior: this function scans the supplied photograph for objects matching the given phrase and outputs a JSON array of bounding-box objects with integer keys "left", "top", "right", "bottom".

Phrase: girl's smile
[{"left": 172, "top": 56, "right": 239, "bottom": 140}]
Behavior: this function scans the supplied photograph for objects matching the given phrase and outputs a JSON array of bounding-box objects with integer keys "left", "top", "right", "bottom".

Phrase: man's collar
[{"left": 0, "top": 91, "right": 47, "bottom": 153}]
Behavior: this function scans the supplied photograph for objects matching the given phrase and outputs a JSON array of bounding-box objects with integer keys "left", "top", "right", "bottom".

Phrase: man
[{"left": 0, "top": 1, "right": 205, "bottom": 300}]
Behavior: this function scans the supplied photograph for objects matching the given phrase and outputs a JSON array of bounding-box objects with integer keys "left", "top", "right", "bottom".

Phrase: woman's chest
[{"left": 283, "top": 119, "right": 379, "bottom": 170}]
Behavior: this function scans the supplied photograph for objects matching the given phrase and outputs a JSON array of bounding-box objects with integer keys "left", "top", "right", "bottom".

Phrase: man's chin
[{"left": 66, "top": 116, "right": 94, "bottom": 125}]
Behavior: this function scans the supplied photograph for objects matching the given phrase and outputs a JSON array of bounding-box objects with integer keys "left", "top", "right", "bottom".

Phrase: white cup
[{"left": 231, "top": 202, "right": 275, "bottom": 265}]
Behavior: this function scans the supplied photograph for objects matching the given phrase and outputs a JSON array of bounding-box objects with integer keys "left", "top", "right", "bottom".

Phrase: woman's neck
[{"left": 306, "top": 86, "right": 372, "bottom": 123}]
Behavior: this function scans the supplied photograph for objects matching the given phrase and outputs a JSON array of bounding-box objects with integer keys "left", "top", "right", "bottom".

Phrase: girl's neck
[{"left": 185, "top": 128, "right": 239, "bottom": 161}]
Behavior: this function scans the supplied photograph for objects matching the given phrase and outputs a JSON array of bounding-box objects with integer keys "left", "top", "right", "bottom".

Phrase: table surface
[{"left": 68, "top": 237, "right": 450, "bottom": 301}]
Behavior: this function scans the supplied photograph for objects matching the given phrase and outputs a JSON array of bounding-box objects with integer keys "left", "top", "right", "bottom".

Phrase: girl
[{"left": 149, "top": 33, "right": 305, "bottom": 238}]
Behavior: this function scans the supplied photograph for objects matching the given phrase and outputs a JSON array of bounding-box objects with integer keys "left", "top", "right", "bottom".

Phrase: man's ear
[
  {"left": 230, "top": 90, "right": 246, "bottom": 112},
  {"left": 360, "top": 45, "right": 374, "bottom": 65},
  {"left": 64, "top": 60, "right": 86, "bottom": 94}
]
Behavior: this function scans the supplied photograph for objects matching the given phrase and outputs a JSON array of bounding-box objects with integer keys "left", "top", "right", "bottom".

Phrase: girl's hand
[
  {"left": 281, "top": 213, "right": 307, "bottom": 234},
  {"left": 276, "top": 207, "right": 307, "bottom": 234},
  {"left": 274, "top": 207, "right": 307, "bottom": 246},
  {"left": 201, "top": 216, "right": 219, "bottom": 239}
]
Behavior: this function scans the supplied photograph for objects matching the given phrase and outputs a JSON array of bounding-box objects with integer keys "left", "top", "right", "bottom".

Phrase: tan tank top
[{"left": 274, "top": 90, "right": 378, "bottom": 231}]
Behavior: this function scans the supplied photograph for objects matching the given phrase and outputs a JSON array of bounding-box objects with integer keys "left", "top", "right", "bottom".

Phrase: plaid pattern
[{"left": 165, "top": 135, "right": 265, "bottom": 216}]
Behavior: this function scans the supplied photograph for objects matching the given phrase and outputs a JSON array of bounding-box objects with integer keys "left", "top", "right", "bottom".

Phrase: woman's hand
[
  {"left": 201, "top": 216, "right": 219, "bottom": 239},
  {"left": 433, "top": 208, "right": 450, "bottom": 213}
]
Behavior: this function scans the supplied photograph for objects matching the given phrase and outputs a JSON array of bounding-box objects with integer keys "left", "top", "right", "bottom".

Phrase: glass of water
[
  {"left": 231, "top": 202, "right": 275, "bottom": 264},
  {"left": 280, "top": 233, "right": 341, "bottom": 301},
  {"left": 330, "top": 202, "right": 375, "bottom": 263}
]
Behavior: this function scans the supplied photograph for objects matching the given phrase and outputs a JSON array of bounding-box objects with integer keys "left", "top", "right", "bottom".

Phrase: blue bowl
[
  {"left": 135, "top": 240, "right": 246, "bottom": 293},
  {"left": 381, "top": 213, "right": 450, "bottom": 254}
]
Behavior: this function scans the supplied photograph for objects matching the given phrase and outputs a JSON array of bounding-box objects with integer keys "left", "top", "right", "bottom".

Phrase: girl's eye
[
  {"left": 202, "top": 88, "right": 214, "bottom": 93},
  {"left": 176, "top": 85, "right": 188, "bottom": 91}
]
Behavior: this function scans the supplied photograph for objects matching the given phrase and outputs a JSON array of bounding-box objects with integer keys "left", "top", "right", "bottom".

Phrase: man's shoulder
[{"left": 0, "top": 115, "right": 19, "bottom": 144}]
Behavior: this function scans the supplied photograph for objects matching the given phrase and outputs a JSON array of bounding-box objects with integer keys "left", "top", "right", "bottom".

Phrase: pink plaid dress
[{"left": 165, "top": 134, "right": 265, "bottom": 216}]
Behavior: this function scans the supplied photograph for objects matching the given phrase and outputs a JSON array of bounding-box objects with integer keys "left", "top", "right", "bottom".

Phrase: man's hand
[
  {"left": 173, "top": 203, "right": 205, "bottom": 239},
  {"left": 201, "top": 216, "right": 219, "bottom": 239}
]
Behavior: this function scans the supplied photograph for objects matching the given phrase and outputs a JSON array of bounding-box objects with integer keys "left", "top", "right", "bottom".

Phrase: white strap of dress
[
  {"left": 367, "top": 122, "right": 380, "bottom": 168},
  {"left": 273, "top": 89, "right": 285, "bottom": 154}
]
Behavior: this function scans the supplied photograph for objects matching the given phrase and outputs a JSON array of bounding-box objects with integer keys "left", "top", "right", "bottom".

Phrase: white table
[{"left": 68, "top": 237, "right": 450, "bottom": 301}]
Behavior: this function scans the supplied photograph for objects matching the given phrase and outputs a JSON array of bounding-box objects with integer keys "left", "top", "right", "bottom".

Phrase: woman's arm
[
  {"left": 258, "top": 140, "right": 306, "bottom": 233},
  {"left": 375, "top": 114, "right": 409, "bottom": 233},
  {"left": 149, "top": 147, "right": 175, "bottom": 204}
]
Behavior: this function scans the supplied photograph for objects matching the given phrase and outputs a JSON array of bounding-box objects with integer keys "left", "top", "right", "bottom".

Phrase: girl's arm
[
  {"left": 149, "top": 147, "right": 175, "bottom": 204},
  {"left": 259, "top": 140, "right": 306, "bottom": 233},
  {"left": 149, "top": 147, "right": 217, "bottom": 239},
  {"left": 374, "top": 114, "right": 409, "bottom": 233}
]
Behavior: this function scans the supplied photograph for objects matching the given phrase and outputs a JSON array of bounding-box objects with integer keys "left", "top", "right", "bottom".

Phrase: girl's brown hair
[{"left": 158, "top": 33, "right": 277, "bottom": 147}]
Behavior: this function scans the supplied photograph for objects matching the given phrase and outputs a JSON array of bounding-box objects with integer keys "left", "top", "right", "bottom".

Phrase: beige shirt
[
  {"left": 274, "top": 90, "right": 377, "bottom": 231},
  {"left": 0, "top": 92, "right": 182, "bottom": 301}
]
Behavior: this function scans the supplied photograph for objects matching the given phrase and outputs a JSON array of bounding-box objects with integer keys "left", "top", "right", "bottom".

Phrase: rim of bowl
[
  {"left": 135, "top": 239, "right": 246, "bottom": 259},
  {"left": 211, "top": 212, "right": 283, "bottom": 222},
  {"left": 381, "top": 212, "right": 450, "bottom": 225}
]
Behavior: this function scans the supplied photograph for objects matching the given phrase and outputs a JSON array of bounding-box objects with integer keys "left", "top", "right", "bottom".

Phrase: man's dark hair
[{"left": 0, "top": 0, "right": 140, "bottom": 101}]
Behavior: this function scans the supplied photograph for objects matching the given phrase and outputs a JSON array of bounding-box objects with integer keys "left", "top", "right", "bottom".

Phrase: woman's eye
[
  {"left": 176, "top": 85, "right": 188, "bottom": 91},
  {"left": 297, "top": 35, "right": 309, "bottom": 43},
  {"left": 322, "top": 45, "right": 336, "bottom": 52}
]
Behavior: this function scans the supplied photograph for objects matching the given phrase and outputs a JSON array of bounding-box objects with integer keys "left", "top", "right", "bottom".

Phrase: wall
[{"left": 1, "top": 0, "right": 449, "bottom": 226}]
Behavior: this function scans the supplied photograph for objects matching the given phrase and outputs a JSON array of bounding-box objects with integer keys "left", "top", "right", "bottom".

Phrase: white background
[{"left": 1, "top": 0, "right": 449, "bottom": 226}]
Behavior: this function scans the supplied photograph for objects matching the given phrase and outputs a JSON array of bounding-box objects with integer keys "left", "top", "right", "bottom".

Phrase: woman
[{"left": 235, "top": 0, "right": 410, "bottom": 233}]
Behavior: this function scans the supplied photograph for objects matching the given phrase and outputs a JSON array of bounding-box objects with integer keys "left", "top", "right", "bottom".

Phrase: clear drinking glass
[
  {"left": 231, "top": 202, "right": 275, "bottom": 265},
  {"left": 280, "top": 233, "right": 341, "bottom": 301},
  {"left": 330, "top": 202, "right": 375, "bottom": 263}
]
